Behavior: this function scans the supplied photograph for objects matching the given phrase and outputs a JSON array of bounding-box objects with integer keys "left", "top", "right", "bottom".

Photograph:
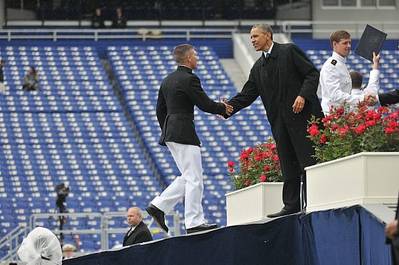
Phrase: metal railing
[
  {"left": 0, "top": 28, "right": 236, "bottom": 41},
  {"left": 0, "top": 224, "right": 28, "bottom": 263},
  {"left": 1, "top": 20, "right": 399, "bottom": 42}
]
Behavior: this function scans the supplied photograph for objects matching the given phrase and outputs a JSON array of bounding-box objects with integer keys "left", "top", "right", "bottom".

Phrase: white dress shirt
[
  {"left": 319, "top": 52, "right": 364, "bottom": 114},
  {"left": 263, "top": 42, "right": 274, "bottom": 58}
]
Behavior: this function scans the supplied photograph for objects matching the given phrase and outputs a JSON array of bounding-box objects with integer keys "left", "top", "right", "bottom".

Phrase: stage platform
[{"left": 64, "top": 205, "right": 393, "bottom": 265}]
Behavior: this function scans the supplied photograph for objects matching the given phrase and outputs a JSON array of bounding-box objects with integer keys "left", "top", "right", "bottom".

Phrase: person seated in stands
[
  {"left": 350, "top": 52, "right": 399, "bottom": 106},
  {"left": 111, "top": 7, "right": 127, "bottom": 29},
  {"left": 91, "top": 7, "right": 105, "bottom": 29},
  {"left": 22, "top": 66, "right": 39, "bottom": 91},
  {"left": 122, "top": 207, "right": 153, "bottom": 246},
  {"left": 0, "top": 59, "right": 5, "bottom": 92}
]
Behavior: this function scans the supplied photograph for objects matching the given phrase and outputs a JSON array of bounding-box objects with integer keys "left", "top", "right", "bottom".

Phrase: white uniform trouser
[{"left": 151, "top": 142, "right": 205, "bottom": 229}]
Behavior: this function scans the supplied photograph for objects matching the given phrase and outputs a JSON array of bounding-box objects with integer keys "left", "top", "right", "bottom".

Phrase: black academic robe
[
  {"left": 156, "top": 65, "right": 226, "bottom": 146},
  {"left": 122, "top": 221, "right": 153, "bottom": 246},
  {"left": 226, "top": 42, "right": 323, "bottom": 210}
]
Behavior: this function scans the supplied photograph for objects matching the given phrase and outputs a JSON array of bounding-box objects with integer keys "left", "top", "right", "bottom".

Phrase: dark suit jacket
[
  {"left": 156, "top": 65, "right": 226, "bottom": 146},
  {"left": 225, "top": 42, "right": 323, "bottom": 127},
  {"left": 379, "top": 89, "right": 399, "bottom": 106},
  {"left": 122, "top": 221, "right": 153, "bottom": 246}
]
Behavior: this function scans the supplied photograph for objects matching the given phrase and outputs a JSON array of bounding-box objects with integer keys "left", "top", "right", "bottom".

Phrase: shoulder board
[{"left": 331, "top": 59, "right": 337, "bottom": 66}]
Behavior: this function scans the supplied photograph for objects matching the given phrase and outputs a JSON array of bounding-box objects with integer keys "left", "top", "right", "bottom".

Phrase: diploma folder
[{"left": 354, "top": 24, "right": 387, "bottom": 61}]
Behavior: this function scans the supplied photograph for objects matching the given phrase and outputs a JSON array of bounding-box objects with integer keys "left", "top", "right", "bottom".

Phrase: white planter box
[
  {"left": 305, "top": 152, "right": 399, "bottom": 212},
  {"left": 226, "top": 182, "right": 283, "bottom": 226}
]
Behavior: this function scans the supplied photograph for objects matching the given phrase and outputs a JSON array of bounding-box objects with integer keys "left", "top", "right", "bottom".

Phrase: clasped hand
[{"left": 221, "top": 98, "right": 234, "bottom": 116}]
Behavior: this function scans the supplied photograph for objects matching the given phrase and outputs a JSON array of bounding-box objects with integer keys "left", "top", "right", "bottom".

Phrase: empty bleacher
[{"left": 0, "top": 46, "right": 162, "bottom": 253}]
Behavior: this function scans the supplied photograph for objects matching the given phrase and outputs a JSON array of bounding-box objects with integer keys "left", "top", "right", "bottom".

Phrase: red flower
[
  {"left": 331, "top": 124, "right": 339, "bottom": 131},
  {"left": 319, "top": 134, "right": 327, "bottom": 144},
  {"left": 338, "top": 126, "right": 349, "bottom": 137},
  {"left": 227, "top": 161, "right": 235, "bottom": 167},
  {"left": 240, "top": 152, "right": 249, "bottom": 160},
  {"left": 385, "top": 127, "right": 396, "bottom": 134},
  {"left": 307, "top": 124, "right": 320, "bottom": 136},
  {"left": 254, "top": 154, "right": 262, "bottom": 161},
  {"left": 263, "top": 165, "right": 271, "bottom": 172},
  {"left": 272, "top": 155, "right": 279, "bottom": 162},
  {"left": 228, "top": 167, "right": 234, "bottom": 173},
  {"left": 259, "top": 175, "right": 267, "bottom": 182},
  {"left": 365, "top": 120, "right": 376, "bottom": 127},
  {"left": 335, "top": 107, "right": 344, "bottom": 117},
  {"left": 378, "top": 106, "right": 389, "bottom": 114},
  {"left": 386, "top": 121, "right": 398, "bottom": 129},
  {"left": 354, "top": 124, "right": 366, "bottom": 135}
]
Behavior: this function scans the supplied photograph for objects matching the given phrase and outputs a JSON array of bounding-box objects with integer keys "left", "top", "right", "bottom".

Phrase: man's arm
[
  {"left": 224, "top": 69, "right": 259, "bottom": 118},
  {"left": 291, "top": 44, "right": 320, "bottom": 101},
  {"left": 156, "top": 88, "right": 167, "bottom": 129},
  {"left": 378, "top": 89, "right": 399, "bottom": 106},
  {"left": 186, "top": 75, "right": 232, "bottom": 116},
  {"left": 364, "top": 53, "right": 380, "bottom": 96}
]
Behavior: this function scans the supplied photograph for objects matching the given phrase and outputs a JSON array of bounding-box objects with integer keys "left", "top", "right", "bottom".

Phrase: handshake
[
  {"left": 221, "top": 98, "right": 234, "bottom": 116},
  {"left": 364, "top": 94, "right": 378, "bottom": 106}
]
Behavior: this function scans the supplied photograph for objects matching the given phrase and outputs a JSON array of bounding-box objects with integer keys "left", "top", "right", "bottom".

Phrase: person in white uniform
[{"left": 319, "top": 30, "right": 376, "bottom": 114}]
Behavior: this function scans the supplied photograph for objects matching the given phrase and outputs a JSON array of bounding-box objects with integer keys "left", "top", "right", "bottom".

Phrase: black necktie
[{"left": 127, "top": 226, "right": 134, "bottom": 237}]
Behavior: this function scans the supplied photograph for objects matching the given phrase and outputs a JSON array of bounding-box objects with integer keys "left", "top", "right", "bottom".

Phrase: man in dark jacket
[
  {"left": 225, "top": 24, "right": 323, "bottom": 218},
  {"left": 146, "top": 44, "right": 233, "bottom": 234},
  {"left": 123, "top": 207, "right": 152, "bottom": 246}
]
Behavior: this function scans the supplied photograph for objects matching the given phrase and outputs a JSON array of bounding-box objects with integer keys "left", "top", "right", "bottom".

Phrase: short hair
[
  {"left": 330, "top": 30, "right": 351, "bottom": 47},
  {"left": 128, "top": 207, "right": 142, "bottom": 218},
  {"left": 173, "top": 44, "right": 194, "bottom": 64},
  {"left": 252, "top": 24, "right": 273, "bottom": 40},
  {"left": 350, "top": 71, "right": 363, "bottom": 89}
]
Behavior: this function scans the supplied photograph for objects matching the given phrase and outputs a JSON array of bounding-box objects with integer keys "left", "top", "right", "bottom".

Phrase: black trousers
[{"left": 271, "top": 115, "right": 317, "bottom": 211}]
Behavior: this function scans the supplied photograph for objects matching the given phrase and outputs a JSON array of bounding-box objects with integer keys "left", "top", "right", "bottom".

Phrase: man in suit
[
  {"left": 224, "top": 24, "right": 323, "bottom": 218},
  {"left": 123, "top": 207, "right": 152, "bottom": 246},
  {"left": 386, "top": 195, "right": 399, "bottom": 264},
  {"left": 146, "top": 44, "right": 233, "bottom": 234}
]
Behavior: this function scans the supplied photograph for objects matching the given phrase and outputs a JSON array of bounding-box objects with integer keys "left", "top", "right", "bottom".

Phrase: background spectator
[
  {"left": 111, "top": 7, "right": 127, "bottom": 28},
  {"left": 62, "top": 243, "right": 76, "bottom": 259},
  {"left": 122, "top": 207, "right": 152, "bottom": 246},
  {"left": 22, "top": 66, "right": 39, "bottom": 91},
  {"left": 0, "top": 59, "right": 5, "bottom": 92},
  {"left": 91, "top": 7, "right": 105, "bottom": 29}
]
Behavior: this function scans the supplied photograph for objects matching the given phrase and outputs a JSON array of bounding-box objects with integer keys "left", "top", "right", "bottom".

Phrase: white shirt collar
[
  {"left": 263, "top": 42, "right": 274, "bottom": 57},
  {"left": 332, "top": 51, "right": 346, "bottom": 63}
]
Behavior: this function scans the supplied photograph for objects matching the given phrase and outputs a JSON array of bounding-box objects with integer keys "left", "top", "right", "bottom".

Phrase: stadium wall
[{"left": 0, "top": 39, "right": 233, "bottom": 59}]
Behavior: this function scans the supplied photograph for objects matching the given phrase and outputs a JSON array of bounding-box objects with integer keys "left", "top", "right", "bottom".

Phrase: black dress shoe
[
  {"left": 267, "top": 208, "right": 299, "bottom": 218},
  {"left": 186, "top": 223, "right": 218, "bottom": 234},
  {"left": 146, "top": 204, "right": 169, "bottom": 233}
]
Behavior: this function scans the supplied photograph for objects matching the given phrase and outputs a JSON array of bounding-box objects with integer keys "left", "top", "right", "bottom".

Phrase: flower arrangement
[
  {"left": 227, "top": 138, "right": 283, "bottom": 190},
  {"left": 307, "top": 104, "right": 399, "bottom": 163}
]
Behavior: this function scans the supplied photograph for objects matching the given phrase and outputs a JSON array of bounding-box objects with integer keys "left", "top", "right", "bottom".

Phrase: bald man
[{"left": 122, "top": 207, "right": 152, "bottom": 246}]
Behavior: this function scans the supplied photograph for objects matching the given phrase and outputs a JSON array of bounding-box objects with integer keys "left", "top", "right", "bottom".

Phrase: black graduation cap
[{"left": 354, "top": 24, "right": 387, "bottom": 61}]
